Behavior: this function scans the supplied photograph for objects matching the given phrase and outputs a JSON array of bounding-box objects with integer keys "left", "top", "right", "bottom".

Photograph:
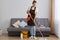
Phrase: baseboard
[{"left": 50, "top": 32, "right": 55, "bottom": 35}]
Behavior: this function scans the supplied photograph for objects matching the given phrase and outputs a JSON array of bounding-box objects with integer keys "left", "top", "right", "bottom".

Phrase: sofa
[{"left": 7, "top": 18, "right": 51, "bottom": 37}]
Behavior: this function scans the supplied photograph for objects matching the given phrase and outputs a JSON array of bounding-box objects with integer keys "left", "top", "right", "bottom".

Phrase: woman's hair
[{"left": 32, "top": 0, "right": 37, "bottom": 4}]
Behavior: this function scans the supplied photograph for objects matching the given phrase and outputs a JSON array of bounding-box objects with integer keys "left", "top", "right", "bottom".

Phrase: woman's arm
[
  {"left": 34, "top": 13, "right": 36, "bottom": 22},
  {"left": 34, "top": 8, "right": 38, "bottom": 22},
  {"left": 27, "top": 10, "right": 29, "bottom": 14},
  {"left": 26, "top": 7, "right": 30, "bottom": 14}
]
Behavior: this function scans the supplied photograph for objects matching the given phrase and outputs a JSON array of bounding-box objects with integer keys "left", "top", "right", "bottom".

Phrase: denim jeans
[{"left": 29, "top": 26, "right": 36, "bottom": 36}]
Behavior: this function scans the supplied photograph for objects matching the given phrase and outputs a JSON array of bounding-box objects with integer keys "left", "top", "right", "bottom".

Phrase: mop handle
[{"left": 28, "top": 13, "right": 43, "bottom": 37}]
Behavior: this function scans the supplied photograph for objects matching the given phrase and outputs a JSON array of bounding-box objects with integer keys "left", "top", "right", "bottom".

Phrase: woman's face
[{"left": 32, "top": 3, "right": 37, "bottom": 7}]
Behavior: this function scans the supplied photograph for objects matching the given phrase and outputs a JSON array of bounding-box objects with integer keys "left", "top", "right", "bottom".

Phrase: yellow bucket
[{"left": 22, "top": 30, "right": 28, "bottom": 39}]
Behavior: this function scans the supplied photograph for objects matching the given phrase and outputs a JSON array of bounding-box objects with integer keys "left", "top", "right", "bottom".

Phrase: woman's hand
[
  {"left": 28, "top": 13, "right": 31, "bottom": 16},
  {"left": 34, "top": 19, "right": 36, "bottom": 23}
]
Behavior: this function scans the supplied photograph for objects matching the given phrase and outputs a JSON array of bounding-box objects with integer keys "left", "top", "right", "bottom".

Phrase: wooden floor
[{"left": 0, "top": 34, "right": 60, "bottom": 40}]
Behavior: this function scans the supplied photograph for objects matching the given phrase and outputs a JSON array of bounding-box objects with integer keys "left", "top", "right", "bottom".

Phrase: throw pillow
[
  {"left": 12, "top": 20, "right": 20, "bottom": 28},
  {"left": 19, "top": 20, "right": 27, "bottom": 28}
]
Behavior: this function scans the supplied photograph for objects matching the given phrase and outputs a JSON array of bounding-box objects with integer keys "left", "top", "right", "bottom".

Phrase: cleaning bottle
[{"left": 21, "top": 33, "right": 23, "bottom": 39}]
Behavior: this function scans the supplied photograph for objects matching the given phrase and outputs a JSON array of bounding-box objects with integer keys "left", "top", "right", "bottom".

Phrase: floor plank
[{"left": 0, "top": 34, "right": 60, "bottom": 40}]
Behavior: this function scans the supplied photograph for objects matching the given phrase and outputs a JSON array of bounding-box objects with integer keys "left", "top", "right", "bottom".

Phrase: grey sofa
[{"left": 7, "top": 18, "right": 51, "bottom": 37}]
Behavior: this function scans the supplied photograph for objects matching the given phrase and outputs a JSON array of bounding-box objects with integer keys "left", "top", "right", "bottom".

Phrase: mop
[{"left": 28, "top": 13, "right": 47, "bottom": 40}]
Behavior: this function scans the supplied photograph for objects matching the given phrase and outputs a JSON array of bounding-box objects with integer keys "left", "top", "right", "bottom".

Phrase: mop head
[{"left": 39, "top": 38, "right": 47, "bottom": 40}]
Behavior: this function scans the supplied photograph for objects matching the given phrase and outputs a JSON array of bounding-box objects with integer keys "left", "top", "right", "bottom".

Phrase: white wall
[
  {"left": 0, "top": 0, "right": 51, "bottom": 33},
  {"left": 54, "top": 0, "right": 60, "bottom": 38}
]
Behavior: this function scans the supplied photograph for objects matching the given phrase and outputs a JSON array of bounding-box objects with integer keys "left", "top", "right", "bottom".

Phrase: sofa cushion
[
  {"left": 7, "top": 26, "right": 30, "bottom": 31},
  {"left": 36, "top": 27, "right": 50, "bottom": 31},
  {"left": 7, "top": 27, "right": 21, "bottom": 31},
  {"left": 36, "top": 18, "right": 50, "bottom": 27}
]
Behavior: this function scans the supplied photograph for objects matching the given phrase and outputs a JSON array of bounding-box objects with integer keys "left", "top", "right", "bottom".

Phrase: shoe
[
  {"left": 29, "top": 36, "right": 34, "bottom": 39},
  {"left": 33, "top": 36, "right": 37, "bottom": 39}
]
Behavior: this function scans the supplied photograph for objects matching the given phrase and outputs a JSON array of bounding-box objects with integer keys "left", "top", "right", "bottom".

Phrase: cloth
[{"left": 27, "top": 16, "right": 30, "bottom": 21}]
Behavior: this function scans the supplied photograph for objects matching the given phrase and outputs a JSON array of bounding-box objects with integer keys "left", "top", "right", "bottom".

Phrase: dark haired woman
[{"left": 27, "top": 0, "right": 38, "bottom": 39}]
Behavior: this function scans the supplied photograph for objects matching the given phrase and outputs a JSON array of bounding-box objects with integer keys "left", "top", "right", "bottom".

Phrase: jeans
[{"left": 29, "top": 26, "right": 36, "bottom": 36}]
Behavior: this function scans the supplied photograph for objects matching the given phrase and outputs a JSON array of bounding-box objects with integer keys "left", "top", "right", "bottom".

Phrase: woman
[{"left": 27, "top": 0, "right": 38, "bottom": 39}]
